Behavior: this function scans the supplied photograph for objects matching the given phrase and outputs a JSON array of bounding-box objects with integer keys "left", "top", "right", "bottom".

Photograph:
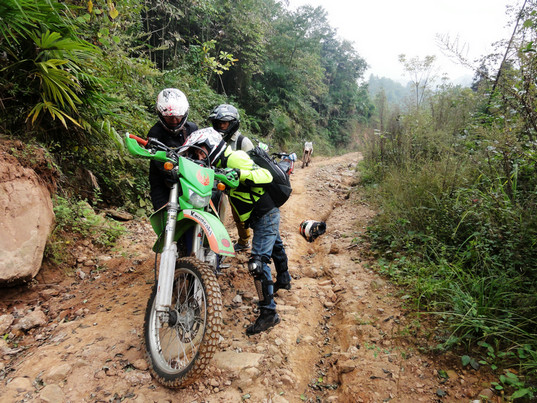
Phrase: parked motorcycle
[
  {"left": 272, "top": 151, "right": 297, "bottom": 176},
  {"left": 124, "top": 133, "right": 239, "bottom": 388},
  {"left": 251, "top": 138, "right": 296, "bottom": 176}
]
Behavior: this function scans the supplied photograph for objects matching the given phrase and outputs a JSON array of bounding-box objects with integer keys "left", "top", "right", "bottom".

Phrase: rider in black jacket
[{"left": 148, "top": 88, "right": 198, "bottom": 210}]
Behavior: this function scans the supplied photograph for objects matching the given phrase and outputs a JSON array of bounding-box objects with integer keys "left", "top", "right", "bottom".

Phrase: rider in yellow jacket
[{"left": 184, "top": 128, "right": 291, "bottom": 335}]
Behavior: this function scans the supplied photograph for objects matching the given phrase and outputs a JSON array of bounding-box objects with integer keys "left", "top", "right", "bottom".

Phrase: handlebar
[
  {"left": 214, "top": 168, "right": 240, "bottom": 189},
  {"left": 125, "top": 132, "right": 235, "bottom": 175},
  {"left": 128, "top": 133, "right": 148, "bottom": 147}
]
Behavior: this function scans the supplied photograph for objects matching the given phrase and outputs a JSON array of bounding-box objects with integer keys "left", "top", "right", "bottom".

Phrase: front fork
[
  {"left": 153, "top": 184, "right": 210, "bottom": 326},
  {"left": 154, "top": 184, "right": 180, "bottom": 323}
]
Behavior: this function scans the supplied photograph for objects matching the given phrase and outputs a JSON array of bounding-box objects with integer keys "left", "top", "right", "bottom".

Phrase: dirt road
[{"left": 0, "top": 152, "right": 495, "bottom": 402}]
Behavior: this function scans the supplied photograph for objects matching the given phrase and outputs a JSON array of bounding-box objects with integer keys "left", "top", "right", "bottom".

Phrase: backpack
[
  {"left": 247, "top": 146, "right": 292, "bottom": 207},
  {"left": 236, "top": 134, "right": 244, "bottom": 150}
]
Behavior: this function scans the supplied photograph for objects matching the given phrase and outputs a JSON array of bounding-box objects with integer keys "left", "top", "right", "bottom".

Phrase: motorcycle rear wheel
[{"left": 144, "top": 256, "right": 223, "bottom": 388}]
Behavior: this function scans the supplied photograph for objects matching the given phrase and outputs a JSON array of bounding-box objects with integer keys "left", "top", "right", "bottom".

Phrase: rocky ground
[{"left": 0, "top": 152, "right": 501, "bottom": 402}]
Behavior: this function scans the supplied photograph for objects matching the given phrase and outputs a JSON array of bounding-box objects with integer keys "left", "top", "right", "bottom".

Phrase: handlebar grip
[{"left": 128, "top": 133, "right": 148, "bottom": 147}]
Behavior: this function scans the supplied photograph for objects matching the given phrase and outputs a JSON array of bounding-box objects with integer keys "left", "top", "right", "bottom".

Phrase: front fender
[{"left": 151, "top": 209, "right": 235, "bottom": 257}]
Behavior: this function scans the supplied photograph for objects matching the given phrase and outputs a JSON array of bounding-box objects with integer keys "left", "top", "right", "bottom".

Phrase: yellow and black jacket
[{"left": 217, "top": 147, "right": 274, "bottom": 226}]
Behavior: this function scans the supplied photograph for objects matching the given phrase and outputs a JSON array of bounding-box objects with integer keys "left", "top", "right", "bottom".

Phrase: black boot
[
  {"left": 273, "top": 270, "right": 291, "bottom": 294},
  {"left": 273, "top": 281, "right": 291, "bottom": 294},
  {"left": 246, "top": 309, "right": 280, "bottom": 335}
]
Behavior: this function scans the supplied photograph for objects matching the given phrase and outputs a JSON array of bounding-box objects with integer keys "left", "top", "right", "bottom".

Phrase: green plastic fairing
[
  {"left": 125, "top": 135, "right": 168, "bottom": 162},
  {"left": 150, "top": 209, "right": 234, "bottom": 257}
]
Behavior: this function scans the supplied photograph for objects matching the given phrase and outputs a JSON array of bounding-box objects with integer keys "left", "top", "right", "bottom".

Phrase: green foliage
[
  {"left": 199, "top": 39, "right": 238, "bottom": 79},
  {"left": 491, "top": 370, "right": 536, "bottom": 401},
  {"left": 46, "top": 196, "right": 126, "bottom": 265},
  {"left": 1, "top": 0, "right": 102, "bottom": 134},
  {"left": 2, "top": 0, "right": 371, "bottom": 186},
  {"left": 398, "top": 54, "right": 437, "bottom": 110},
  {"left": 52, "top": 196, "right": 125, "bottom": 245},
  {"left": 359, "top": 13, "right": 537, "bottom": 382}
]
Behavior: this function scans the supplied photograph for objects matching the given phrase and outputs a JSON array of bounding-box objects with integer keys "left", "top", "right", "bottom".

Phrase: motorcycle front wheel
[{"left": 143, "top": 256, "right": 223, "bottom": 388}]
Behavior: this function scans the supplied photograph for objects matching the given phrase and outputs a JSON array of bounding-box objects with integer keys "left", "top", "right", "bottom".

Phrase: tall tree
[{"left": 398, "top": 54, "right": 437, "bottom": 110}]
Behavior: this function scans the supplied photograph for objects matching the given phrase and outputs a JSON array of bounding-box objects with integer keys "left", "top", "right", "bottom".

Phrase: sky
[{"left": 285, "top": 0, "right": 520, "bottom": 84}]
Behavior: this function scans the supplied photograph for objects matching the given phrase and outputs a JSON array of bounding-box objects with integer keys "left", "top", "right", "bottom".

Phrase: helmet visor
[
  {"left": 163, "top": 115, "right": 184, "bottom": 126},
  {"left": 213, "top": 120, "right": 231, "bottom": 133},
  {"left": 160, "top": 114, "right": 187, "bottom": 133}
]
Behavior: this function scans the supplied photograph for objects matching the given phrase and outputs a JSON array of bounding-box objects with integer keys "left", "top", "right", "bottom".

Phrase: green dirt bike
[{"left": 124, "top": 133, "right": 239, "bottom": 388}]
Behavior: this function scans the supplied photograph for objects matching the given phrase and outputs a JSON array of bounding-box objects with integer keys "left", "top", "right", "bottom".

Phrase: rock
[
  {"left": 0, "top": 313, "right": 14, "bottom": 334},
  {"left": 43, "top": 363, "right": 72, "bottom": 383},
  {"left": 233, "top": 367, "right": 261, "bottom": 389},
  {"left": 370, "top": 279, "right": 386, "bottom": 290},
  {"left": 0, "top": 339, "right": 23, "bottom": 356},
  {"left": 39, "top": 384, "right": 66, "bottom": 403},
  {"left": 326, "top": 289, "right": 338, "bottom": 302},
  {"left": 39, "top": 288, "right": 60, "bottom": 300},
  {"left": 5, "top": 376, "right": 33, "bottom": 392},
  {"left": 338, "top": 359, "right": 357, "bottom": 374},
  {"left": 447, "top": 369, "right": 458, "bottom": 380},
  {"left": 103, "top": 209, "right": 133, "bottom": 221},
  {"left": 0, "top": 151, "right": 54, "bottom": 284},
  {"left": 280, "top": 374, "right": 294, "bottom": 386},
  {"left": 13, "top": 308, "right": 47, "bottom": 331},
  {"left": 133, "top": 358, "right": 149, "bottom": 371},
  {"left": 302, "top": 266, "right": 320, "bottom": 278},
  {"left": 212, "top": 351, "right": 264, "bottom": 371},
  {"left": 209, "top": 378, "right": 220, "bottom": 387},
  {"left": 329, "top": 244, "right": 339, "bottom": 254},
  {"left": 123, "top": 370, "right": 152, "bottom": 385},
  {"left": 232, "top": 294, "right": 243, "bottom": 304},
  {"left": 476, "top": 388, "right": 494, "bottom": 400}
]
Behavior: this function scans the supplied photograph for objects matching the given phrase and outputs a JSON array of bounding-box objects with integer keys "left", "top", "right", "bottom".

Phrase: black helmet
[
  {"left": 156, "top": 88, "right": 189, "bottom": 134},
  {"left": 208, "top": 104, "right": 240, "bottom": 142}
]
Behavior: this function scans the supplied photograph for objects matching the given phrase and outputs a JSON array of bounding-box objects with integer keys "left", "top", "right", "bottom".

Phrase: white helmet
[
  {"left": 183, "top": 127, "right": 227, "bottom": 166},
  {"left": 156, "top": 88, "right": 189, "bottom": 134},
  {"left": 299, "top": 220, "right": 326, "bottom": 242}
]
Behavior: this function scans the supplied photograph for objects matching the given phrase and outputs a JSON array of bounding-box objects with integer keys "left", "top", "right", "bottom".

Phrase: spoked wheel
[{"left": 144, "top": 257, "right": 222, "bottom": 388}]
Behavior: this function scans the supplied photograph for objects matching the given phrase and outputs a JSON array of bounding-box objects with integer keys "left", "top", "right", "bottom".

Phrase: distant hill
[
  {"left": 452, "top": 74, "right": 473, "bottom": 87},
  {"left": 367, "top": 74, "right": 473, "bottom": 106},
  {"left": 367, "top": 74, "right": 410, "bottom": 106}
]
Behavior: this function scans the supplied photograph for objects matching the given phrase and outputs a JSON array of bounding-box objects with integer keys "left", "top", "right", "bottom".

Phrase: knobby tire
[{"left": 143, "top": 257, "right": 223, "bottom": 388}]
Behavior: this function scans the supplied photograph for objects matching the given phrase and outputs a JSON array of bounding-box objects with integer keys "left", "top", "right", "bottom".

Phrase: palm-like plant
[{"left": 1, "top": 0, "right": 102, "bottom": 134}]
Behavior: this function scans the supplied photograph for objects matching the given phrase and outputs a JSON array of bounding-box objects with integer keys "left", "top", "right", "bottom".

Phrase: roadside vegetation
[{"left": 361, "top": 2, "right": 537, "bottom": 399}]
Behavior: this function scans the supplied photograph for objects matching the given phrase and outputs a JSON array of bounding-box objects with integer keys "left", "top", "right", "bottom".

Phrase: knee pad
[
  {"left": 248, "top": 255, "right": 274, "bottom": 305},
  {"left": 248, "top": 255, "right": 271, "bottom": 277},
  {"left": 248, "top": 255, "right": 264, "bottom": 278}
]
